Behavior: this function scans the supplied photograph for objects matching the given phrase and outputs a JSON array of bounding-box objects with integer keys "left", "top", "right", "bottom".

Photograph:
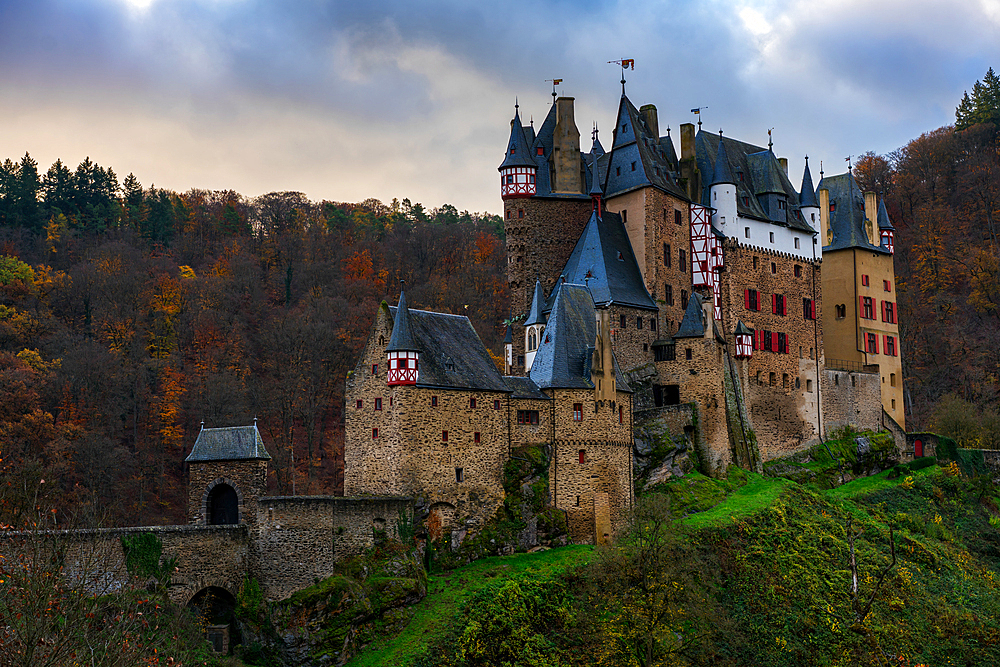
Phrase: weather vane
[
  {"left": 691, "top": 106, "right": 708, "bottom": 130},
  {"left": 545, "top": 79, "right": 563, "bottom": 103},
  {"left": 608, "top": 59, "right": 634, "bottom": 94}
]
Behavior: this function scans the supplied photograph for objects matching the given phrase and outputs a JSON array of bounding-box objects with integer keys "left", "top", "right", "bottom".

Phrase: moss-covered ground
[{"left": 346, "top": 456, "right": 1000, "bottom": 667}]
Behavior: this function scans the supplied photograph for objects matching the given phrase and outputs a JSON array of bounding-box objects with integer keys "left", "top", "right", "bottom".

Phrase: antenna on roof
[
  {"left": 691, "top": 107, "right": 707, "bottom": 130},
  {"left": 607, "top": 60, "right": 633, "bottom": 95},
  {"left": 545, "top": 79, "right": 563, "bottom": 103}
]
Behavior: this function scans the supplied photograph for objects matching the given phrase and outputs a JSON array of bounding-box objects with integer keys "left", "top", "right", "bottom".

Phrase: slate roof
[
  {"left": 504, "top": 326, "right": 512, "bottom": 344},
  {"left": 386, "top": 290, "right": 418, "bottom": 352},
  {"left": 388, "top": 306, "right": 510, "bottom": 392},
  {"left": 877, "top": 196, "right": 895, "bottom": 230},
  {"left": 816, "top": 171, "right": 889, "bottom": 254},
  {"left": 710, "top": 135, "right": 737, "bottom": 186},
  {"left": 550, "top": 210, "right": 657, "bottom": 312},
  {"left": 524, "top": 280, "right": 547, "bottom": 326},
  {"left": 694, "top": 130, "right": 816, "bottom": 233},
  {"left": 185, "top": 425, "right": 271, "bottom": 462},
  {"left": 799, "top": 158, "right": 819, "bottom": 208},
  {"left": 503, "top": 375, "right": 550, "bottom": 400},
  {"left": 603, "top": 94, "right": 689, "bottom": 201},
  {"left": 674, "top": 292, "right": 708, "bottom": 339},
  {"left": 733, "top": 320, "right": 754, "bottom": 336},
  {"left": 499, "top": 107, "right": 537, "bottom": 171},
  {"left": 530, "top": 283, "right": 631, "bottom": 392}
]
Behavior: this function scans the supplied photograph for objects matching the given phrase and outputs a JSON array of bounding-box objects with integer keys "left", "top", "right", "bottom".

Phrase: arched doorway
[
  {"left": 207, "top": 484, "right": 239, "bottom": 525},
  {"left": 189, "top": 587, "right": 237, "bottom": 654}
]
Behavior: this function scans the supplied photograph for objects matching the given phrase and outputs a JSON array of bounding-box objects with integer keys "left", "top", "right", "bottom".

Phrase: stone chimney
[
  {"left": 778, "top": 157, "right": 788, "bottom": 175},
  {"left": 680, "top": 123, "right": 696, "bottom": 160},
  {"left": 639, "top": 104, "right": 659, "bottom": 139},
  {"left": 553, "top": 97, "right": 582, "bottom": 194},
  {"left": 864, "top": 191, "right": 878, "bottom": 244},
  {"left": 819, "top": 188, "right": 831, "bottom": 245}
]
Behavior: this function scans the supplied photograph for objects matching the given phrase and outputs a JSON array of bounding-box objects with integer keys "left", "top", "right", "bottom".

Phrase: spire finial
[
  {"left": 768, "top": 128, "right": 773, "bottom": 151},
  {"left": 515, "top": 97, "right": 519, "bottom": 111},
  {"left": 692, "top": 106, "right": 706, "bottom": 130},
  {"left": 546, "top": 78, "right": 562, "bottom": 103},
  {"left": 608, "top": 59, "right": 633, "bottom": 95},
  {"left": 820, "top": 160, "right": 824, "bottom": 177},
  {"left": 253, "top": 416, "right": 257, "bottom": 427},
  {"left": 200, "top": 420, "right": 204, "bottom": 431},
  {"left": 666, "top": 125, "right": 671, "bottom": 137},
  {"left": 592, "top": 122, "right": 598, "bottom": 143}
]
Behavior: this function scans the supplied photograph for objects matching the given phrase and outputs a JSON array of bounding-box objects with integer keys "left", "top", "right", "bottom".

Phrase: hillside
[{"left": 332, "top": 458, "right": 1000, "bottom": 667}]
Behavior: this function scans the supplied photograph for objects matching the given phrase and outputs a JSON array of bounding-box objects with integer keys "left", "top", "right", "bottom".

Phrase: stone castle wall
[
  {"left": 187, "top": 459, "right": 268, "bottom": 530},
  {"left": 550, "top": 439, "right": 633, "bottom": 544},
  {"left": 821, "top": 368, "right": 882, "bottom": 434},
  {"left": 254, "top": 496, "right": 413, "bottom": 600},
  {"left": 719, "top": 241, "right": 824, "bottom": 459}
]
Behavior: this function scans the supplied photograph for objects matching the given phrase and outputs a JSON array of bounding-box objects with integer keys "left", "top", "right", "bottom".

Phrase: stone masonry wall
[
  {"left": 188, "top": 459, "right": 268, "bottom": 533},
  {"left": 610, "top": 304, "right": 659, "bottom": 372},
  {"left": 509, "top": 397, "right": 553, "bottom": 449},
  {"left": 719, "top": 240, "right": 824, "bottom": 459},
  {"left": 505, "top": 197, "right": 593, "bottom": 375},
  {"left": 821, "top": 368, "right": 882, "bottom": 434},
  {"left": 0, "top": 525, "right": 252, "bottom": 606},
  {"left": 254, "top": 496, "right": 412, "bottom": 600}
]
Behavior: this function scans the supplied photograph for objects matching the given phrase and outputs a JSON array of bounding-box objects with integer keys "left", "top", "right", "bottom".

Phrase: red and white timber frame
[
  {"left": 881, "top": 229, "right": 894, "bottom": 254},
  {"left": 690, "top": 203, "right": 723, "bottom": 321},
  {"left": 501, "top": 166, "right": 536, "bottom": 198},
  {"left": 387, "top": 350, "right": 418, "bottom": 385}
]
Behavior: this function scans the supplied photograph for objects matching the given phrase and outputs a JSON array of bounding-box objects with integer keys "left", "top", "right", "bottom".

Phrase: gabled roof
[
  {"left": 877, "top": 196, "right": 895, "bottom": 231},
  {"left": 799, "top": 158, "right": 819, "bottom": 208},
  {"left": 553, "top": 210, "right": 657, "bottom": 311},
  {"left": 734, "top": 320, "right": 754, "bottom": 336},
  {"left": 674, "top": 292, "right": 708, "bottom": 339},
  {"left": 386, "top": 289, "right": 418, "bottom": 352},
  {"left": 694, "top": 130, "right": 816, "bottom": 233},
  {"left": 524, "top": 280, "right": 547, "bottom": 326},
  {"left": 185, "top": 424, "right": 271, "bottom": 462},
  {"left": 603, "top": 94, "right": 689, "bottom": 200},
  {"left": 504, "top": 326, "right": 512, "bottom": 345},
  {"left": 816, "top": 171, "right": 889, "bottom": 254},
  {"left": 499, "top": 107, "right": 536, "bottom": 171},
  {"left": 388, "top": 306, "right": 510, "bottom": 392},
  {"left": 529, "top": 283, "right": 596, "bottom": 390}
]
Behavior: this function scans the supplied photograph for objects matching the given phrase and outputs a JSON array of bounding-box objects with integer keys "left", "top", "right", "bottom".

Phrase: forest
[
  {"left": 0, "top": 158, "right": 506, "bottom": 527},
  {"left": 1, "top": 68, "right": 1000, "bottom": 528}
]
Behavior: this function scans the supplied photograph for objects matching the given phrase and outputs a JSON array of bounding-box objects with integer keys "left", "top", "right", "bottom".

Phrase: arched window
[
  {"left": 528, "top": 329, "right": 537, "bottom": 351},
  {"left": 207, "top": 484, "right": 239, "bottom": 525}
]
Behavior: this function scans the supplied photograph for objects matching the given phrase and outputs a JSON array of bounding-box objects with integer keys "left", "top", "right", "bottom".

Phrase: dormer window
[
  {"left": 622, "top": 123, "right": 627, "bottom": 133},
  {"left": 509, "top": 144, "right": 516, "bottom": 154},
  {"left": 738, "top": 172, "right": 744, "bottom": 182},
  {"left": 536, "top": 147, "right": 544, "bottom": 155}
]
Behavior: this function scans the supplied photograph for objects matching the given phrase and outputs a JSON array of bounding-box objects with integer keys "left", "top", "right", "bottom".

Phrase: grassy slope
[
  {"left": 347, "top": 464, "right": 1000, "bottom": 666},
  {"left": 346, "top": 546, "right": 594, "bottom": 667}
]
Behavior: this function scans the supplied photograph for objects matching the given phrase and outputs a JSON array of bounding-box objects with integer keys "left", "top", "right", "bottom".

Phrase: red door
[{"left": 914, "top": 439, "right": 923, "bottom": 458}]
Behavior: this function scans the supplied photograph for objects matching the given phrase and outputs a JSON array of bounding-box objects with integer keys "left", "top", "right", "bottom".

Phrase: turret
[
  {"left": 523, "top": 280, "right": 547, "bottom": 371},
  {"left": 799, "top": 157, "right": 820, "bottom": 232},
  {"left": 386, "top": 287, "right": 419, "bottom": 385},
  {"left": 503, "top": 325, "right": 513, "bottom": 375},
  {"left": 734, "top": 320, "right": 754, "bottom": 358},
  {"left": 499, "top": 104, "right": 537, "bottom": 199},
  {"left": 877, "top": 196, "right": 895, "bottom": 254},
  {"left": 709, "top": 133, "right": 737, "bottom": 232}
]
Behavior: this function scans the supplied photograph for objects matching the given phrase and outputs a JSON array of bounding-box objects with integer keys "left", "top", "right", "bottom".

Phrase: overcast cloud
[{"left": 1, "top": 0, "right": 998, "bottom": 213}]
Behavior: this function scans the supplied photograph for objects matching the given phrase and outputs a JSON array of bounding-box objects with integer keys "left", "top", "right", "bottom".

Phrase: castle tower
[
  {"left": 386, "top": 288, "right": 419, "bottom": 386},
  {"left": 799, "top": 157, "right": 820, "bottom": 235},
  {"left": 185, "top": 423, "right": 271, "bottom": 533},
  {"left": 709, "top": 133, "right": 738, "bottom": 232},
  {"left": 877, "top": 196, "right": 895, "bottom": 254},
  {"left": 499, "top": 104, "right": 537, "bottom": 199}
]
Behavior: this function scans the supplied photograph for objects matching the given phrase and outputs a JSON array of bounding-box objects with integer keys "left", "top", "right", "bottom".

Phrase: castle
[{"left": 343, "top": 86, "right": 906, "bottom": 544}]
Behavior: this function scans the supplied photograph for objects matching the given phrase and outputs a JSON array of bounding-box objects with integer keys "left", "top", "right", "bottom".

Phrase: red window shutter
[
  {"left": 752, "top": 330, "right": 758, "bottom": 350},
  {"left": 772, "top": 293, "right": 777, "bottom": 314},
  {"left": 883, "top": 335, "right": 888, "bottom": 354},
  {"left": 744, "top": 289, "right": 750, "bottom": 309},
  {"left": 771, "top": 332, "right": 779, "bottom": 352},
  {"left": 859, "top": 296, "right": 865, "bottom": 319}
]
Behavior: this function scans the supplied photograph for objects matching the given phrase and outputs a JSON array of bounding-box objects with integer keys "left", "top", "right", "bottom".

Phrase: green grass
[
  {"left": 346, "top": 545, "right": 594, "bottom": 667},
  {"left": 824, "top": 463, "right": 938, "bottom": 501},
  {"left": 681, "top": 473, "right": 794, "bottom": 529}
]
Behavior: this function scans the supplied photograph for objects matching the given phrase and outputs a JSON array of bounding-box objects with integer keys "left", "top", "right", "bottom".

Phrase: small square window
[
  {"left": 771, "top": 262, "right": 776, "bottom": 274},
  {"left": 375, "top": 398, "right": 382, "bottom": 410},
  {"left": 372, "top": 427, "right": 378, "bottom": 439},
  {"left": 685, "top": 348, "right": 692, "bottom": 360},
  {"left": 794, "top": 237, "right": 800, "bottom": 249},
  {"left": 372, "top": 364, "right": 378, "bottom": 374},
  {"left": 474, "top": 432, "right": 481, "bottom": 443},
  {"left": 470, "top": 397, "right": 477, "bottom": 409},
  {"left": 578, "top": 449, "right": 586, "bottom": 464},
  {"left": 650, "top": 318, "right": 656, "bottom": 331},
  {"left": 536, "top": 147, "right": 544, "bottom": 155},
  {"left": 431, "top": 396, "right": 438, "bottom": 407},
  {"left": 518, "top": 209, "right": 524, "bottom": 219},
  {"left": 356, "top": 399, "right": 363, "bottom": 409},
  {"left": 573, "top": 403, "right": 583, "bottom": 421},
  {"left": 631, "top": 161, "right": 636, "bottom": 171},
  {"left": 884, "top": 280, "right": 892, "bottom": 292},
  {"left": 493, "top": 399, "right": 501, "bottom": 410},
  {"left": 616, "top": 166, "right": 621, "bottom": 176},
  {"left": 636, "top": 316, "right": 642, "bottom": 330},
  {"left": 794, "top": 265, "right": 802, "bottom": 277},
  {"left": 862, "top": 274, "right": 869, "bottom": 287},
  {"left": 745, "top": 227, "right": 750, "bottom": 238},
  {"left": 455, "top": 467, "right": 464, "bottom": 483},
  {"left": 442, "top": 430, "right": 448, "bottom": 442}
]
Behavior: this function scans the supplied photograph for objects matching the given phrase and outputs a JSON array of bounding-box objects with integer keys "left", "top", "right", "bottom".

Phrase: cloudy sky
[{"left": 1, "top": 0, "right": 998, "bottom": 214}]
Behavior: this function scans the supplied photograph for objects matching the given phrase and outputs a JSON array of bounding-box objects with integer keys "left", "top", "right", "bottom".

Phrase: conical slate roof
[
  {"left": 733, "top": 320, "right": 754, "bottom": 336},
  {"left": 499, "top": 107, "right": 536, "bottom": 171},
  {"left": 710, "top": 135, "right": 737, "bottom": 186},
  {"left": 816, "top": 171, "right": 888, "bottom": 254},
  {"left": 877, "top": 196, "right": 895, "bottom": 230},
  {"left": 524, "top": 280, "right": 547, "bottom": 326},
  {"left": 555, "top": 210, "right": 657, "bottom": 311},
  {"left": 386, "top": 289, "right": 419, "bottom": 352},
  {"left": 504, "top": 326, "right": 512, "bottom": 344},
  {"left": 799, "top": 157, "right": 818, "bottom": 208},
  {"left": 185, "top": 424, "right": 271, "bottom": 462},
  {"left": 675, "top": 293, "right": 707, "bottom": 339}
]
